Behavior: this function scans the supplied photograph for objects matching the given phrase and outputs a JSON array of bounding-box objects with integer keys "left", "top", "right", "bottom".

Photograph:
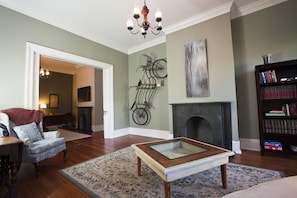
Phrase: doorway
[{"left": 25, "top": 42, "right": 115, "bottom": 138}]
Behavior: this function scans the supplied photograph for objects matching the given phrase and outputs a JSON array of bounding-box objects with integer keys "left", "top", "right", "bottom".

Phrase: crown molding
[
  {"left": 162, "top": 1, "right": 233, "bottom": 35},
  {"left": 127, "top": 36, "right": 166, "bottom": 55},
  {"left": 231, "top": 0, "right": 288, "bottom": 19}
]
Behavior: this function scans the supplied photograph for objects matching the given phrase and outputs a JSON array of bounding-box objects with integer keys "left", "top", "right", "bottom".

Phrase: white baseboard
[
  {"left": 240, "top": 138, "right": 261, "bottom": 151},
  {"left": 114, "top": 127, "right": 173, "bottom": 139},
  {"left": 92, "top": 124, "right": 104, "bottom": 132},
  {"left": 114, "top": 128, "right": 130, "bottom": 137},
  {"left": 129, "top": 127, "right": 173, "bottom": 139}
]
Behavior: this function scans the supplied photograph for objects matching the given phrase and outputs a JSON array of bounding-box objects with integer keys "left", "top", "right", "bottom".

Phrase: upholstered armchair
[{"left": 0, "top": 108, "right": 66, "bottom": 177}]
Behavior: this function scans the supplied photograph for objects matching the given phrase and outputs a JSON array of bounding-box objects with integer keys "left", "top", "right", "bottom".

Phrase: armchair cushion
[
  {"left": 29, "top": 138, "right": 65, "bottom": 154},
  {"left": 43, "top": 131, "right": 60, "bottom": 139},
  {"left": 13, "top": 122, "right": 43, "bottom": 142}
]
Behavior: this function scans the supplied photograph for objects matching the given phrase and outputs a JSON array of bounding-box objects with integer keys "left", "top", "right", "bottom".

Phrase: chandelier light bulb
[
  {"left": 133, "top": 5, "right": 141, "bottom": 19},
  {"left": 40, "top": 67, "right": 50, "bottom": 78},
  {"left": 157, "top": 22, "right": 162, "bottom": 31},
  {"left": 155, "top": 7, "right": 162, "bottom": 22},
  {"left": 127, "top": 17, "right": 134, "bottom": 30},
  {"left": 45, "top": 69, "right": 50, "bottom": 76}
]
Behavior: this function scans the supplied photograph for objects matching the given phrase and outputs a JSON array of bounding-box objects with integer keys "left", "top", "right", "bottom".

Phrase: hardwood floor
[{"left": 15, "top": 132, "right": 297, "bottom": 197}]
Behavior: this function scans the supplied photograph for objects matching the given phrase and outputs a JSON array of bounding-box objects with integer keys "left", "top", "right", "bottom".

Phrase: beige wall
[
  {"left": 72, "top": 67, "right": 103, "bottom": 131},
  {"left": 76, "top": 66, "right": 95, "bottom": 108},
  {"left": 94, "top": 69, "right": 103, "bottom": 130}
]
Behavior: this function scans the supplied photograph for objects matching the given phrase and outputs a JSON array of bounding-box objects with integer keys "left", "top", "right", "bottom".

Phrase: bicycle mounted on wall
[{"left": 130, "top": 54, "right": 167, "bottom": 125}]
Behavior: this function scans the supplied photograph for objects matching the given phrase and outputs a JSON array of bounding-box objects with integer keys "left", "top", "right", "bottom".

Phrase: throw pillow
[{"left": 13, "top": 122, "right": 43, "bottom": 142}]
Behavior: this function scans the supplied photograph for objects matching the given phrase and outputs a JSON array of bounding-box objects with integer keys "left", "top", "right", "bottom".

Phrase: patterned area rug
[{"left": 60, "top": 147, "right": 283, "bottom": 198}]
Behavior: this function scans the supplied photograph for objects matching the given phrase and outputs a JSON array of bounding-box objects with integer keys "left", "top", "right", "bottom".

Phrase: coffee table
[{"left": 131, "top": 137, "right": 234, "bottom": 198}]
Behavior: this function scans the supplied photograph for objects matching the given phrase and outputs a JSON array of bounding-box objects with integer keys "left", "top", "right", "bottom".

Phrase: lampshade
[{"left": 40, "top": 103, "right": 47, "bottom": 109}]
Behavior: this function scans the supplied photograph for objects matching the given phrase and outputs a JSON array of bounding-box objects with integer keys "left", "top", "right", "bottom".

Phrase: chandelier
[
  {"left": 127, "top": 0, "right": 162, "bottom": 38},
  {"left": 40, "top": 67, "right": 50, "bottom": 78}
]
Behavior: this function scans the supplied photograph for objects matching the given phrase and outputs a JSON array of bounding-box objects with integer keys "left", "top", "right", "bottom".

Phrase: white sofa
[{"left": 222, "top": 175, "right": 297, "bottom": 198}]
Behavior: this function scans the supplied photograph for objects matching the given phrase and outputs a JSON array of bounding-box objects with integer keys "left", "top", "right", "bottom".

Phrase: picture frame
[{"left": 49, "top": 94, "right": 59, "bottom": 108}]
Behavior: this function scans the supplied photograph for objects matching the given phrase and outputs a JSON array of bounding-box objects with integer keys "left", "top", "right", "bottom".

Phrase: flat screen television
[{"left": 78, "top": 86, "right": 91, "bottom": 102}]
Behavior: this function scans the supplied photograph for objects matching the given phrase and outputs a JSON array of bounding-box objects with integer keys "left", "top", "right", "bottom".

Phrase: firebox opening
[
  {"left": 185, "top": 117, "right": 212, "bottom": 145},
  {"left": 172, "top": 103, "right": 232, "bottom": 150},
  {"left": 78, "top": 107, "right": 92, "bottom": 132}
]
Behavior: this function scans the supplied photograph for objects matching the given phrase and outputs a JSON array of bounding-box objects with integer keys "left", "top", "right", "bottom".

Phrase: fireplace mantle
[{"left": 172, "top": 102, "right": 232, "bottom": 149}]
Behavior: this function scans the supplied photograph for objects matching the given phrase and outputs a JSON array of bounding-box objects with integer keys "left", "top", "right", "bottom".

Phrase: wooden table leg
[
  {"left": 221, "top": 164, "right": 227, "bottom": 189},
  {"left": 164, "top": 181, "right": 171, "bottom": 198},
  {"left": 137, "top": 157, "right": 141, "bottom": 176},
  {"left": 9, "top": 161, "right": 18, "bottom": 198}
]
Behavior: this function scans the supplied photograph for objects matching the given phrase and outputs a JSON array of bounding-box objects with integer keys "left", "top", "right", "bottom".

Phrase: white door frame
[{"left": 24, "top": 42, "right": 115, "bottom": 138}]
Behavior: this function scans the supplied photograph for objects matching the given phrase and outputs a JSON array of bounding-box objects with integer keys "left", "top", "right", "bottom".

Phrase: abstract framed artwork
[
  {"left": 49, "top": 94, "right": 59, "bottom": 108},
  {"left": 184, "top": 39, "right": 209, "bottom": 97}
]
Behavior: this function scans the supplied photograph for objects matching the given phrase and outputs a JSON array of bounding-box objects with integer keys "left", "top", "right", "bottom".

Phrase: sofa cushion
[
  {"left": 13, "top": 122, "right": 43, "bottom": 142},
  {"left": 222, "top": 176, "right": 297, "bottom": 198}
]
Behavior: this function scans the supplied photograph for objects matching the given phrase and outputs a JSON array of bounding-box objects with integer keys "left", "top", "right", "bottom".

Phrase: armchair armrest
[{"left": 43, "top": 131, "right": 60, "bottom": 139}]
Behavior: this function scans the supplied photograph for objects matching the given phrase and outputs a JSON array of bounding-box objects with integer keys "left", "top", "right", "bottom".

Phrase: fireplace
[
  {"left": 172, "top": 103, "right": 232, "bottom": 149},
  {"left": 78, "top": 107, "right": 92, "bottom": 132}
]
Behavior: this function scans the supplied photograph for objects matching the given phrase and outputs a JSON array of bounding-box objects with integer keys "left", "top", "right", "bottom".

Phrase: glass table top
[{"left": 150, "top": 140, "right": 208, "bottom": 159}]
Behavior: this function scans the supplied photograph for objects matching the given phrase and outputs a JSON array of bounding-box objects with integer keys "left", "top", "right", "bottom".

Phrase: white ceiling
[{"left": 0, "top": 0, "right": 286, "bottom": 55}]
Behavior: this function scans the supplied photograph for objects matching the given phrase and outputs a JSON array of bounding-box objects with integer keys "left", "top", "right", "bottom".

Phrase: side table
[{"left": 0, "top": 136, "right": 23, "bottom": 198}]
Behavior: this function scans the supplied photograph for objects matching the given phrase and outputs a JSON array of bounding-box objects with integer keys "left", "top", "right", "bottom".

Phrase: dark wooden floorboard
[{"left": 15, "top": 132, "right": 297, "bottom": 197}]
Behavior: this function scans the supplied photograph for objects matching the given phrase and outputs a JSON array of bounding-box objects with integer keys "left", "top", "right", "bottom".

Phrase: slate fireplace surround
[
  {"left": 172, "top": 102, "right": 232, "bottom": 150},
  {"left": 78, "top": 107, "right": 92, "bottom": 132}
]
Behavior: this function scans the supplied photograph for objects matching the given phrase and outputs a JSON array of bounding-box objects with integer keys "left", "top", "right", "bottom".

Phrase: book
[{"left": 265, "top": 113, "right": 286, "bottom": 116}]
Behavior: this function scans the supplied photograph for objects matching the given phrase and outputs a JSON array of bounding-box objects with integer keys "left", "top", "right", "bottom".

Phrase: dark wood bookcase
[{"left": 255, "top": 59, "right": 297, "bottom": 156}]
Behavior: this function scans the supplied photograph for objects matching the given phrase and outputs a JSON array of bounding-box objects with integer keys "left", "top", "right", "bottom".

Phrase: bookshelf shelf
[{"left": 255, "top": 59, "right": 297, "bottom": 156}]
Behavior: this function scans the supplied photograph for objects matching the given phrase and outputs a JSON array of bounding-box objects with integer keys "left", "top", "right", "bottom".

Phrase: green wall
[
  {"left": 128, "top": 43, "right": 169, "bottom": 130},
  {"left": 0, "top": 5, "right": 129, "bottom": 129},
  {"left": 167, "top": 13, "right": 236, "bottom": 104},
  {"left": 166, "top": 13, "right": 239, "bottom": 140},
  {"left": 1, "top": 1, "right": 296, "bottom": 143},
  {"left": 232, "top": 0, "right": 297, "bottom": 139}
]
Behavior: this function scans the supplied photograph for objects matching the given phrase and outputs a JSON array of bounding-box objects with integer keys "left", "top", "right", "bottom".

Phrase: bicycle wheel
[
  {"left": 132, "top": 108, "right": 150, "bottom": 125},
  {"left": 152, "top": 58, "right": 167, "bottom": 79}
]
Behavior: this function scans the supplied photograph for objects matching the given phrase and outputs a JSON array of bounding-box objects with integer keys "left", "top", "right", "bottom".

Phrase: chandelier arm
[
  {"left": 150, "top": 22, "right": 160, "bottom": 29},
  {"left": 151, "top": 29, "right": 161, "bottom": 35},
  {"left": 150, "top": 23, "right": 159, "bottom": 30},
  {"left": 135, "top": 18, "right": 144, "bottom": 28},
  {"left": 130, "top": 30, "right": 140, "bottom": 35}
]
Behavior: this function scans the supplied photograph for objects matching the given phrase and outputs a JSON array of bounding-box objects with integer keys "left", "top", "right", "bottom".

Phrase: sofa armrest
[{"left": 43, "top": 131, "right": 60, "bottom": 138}]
